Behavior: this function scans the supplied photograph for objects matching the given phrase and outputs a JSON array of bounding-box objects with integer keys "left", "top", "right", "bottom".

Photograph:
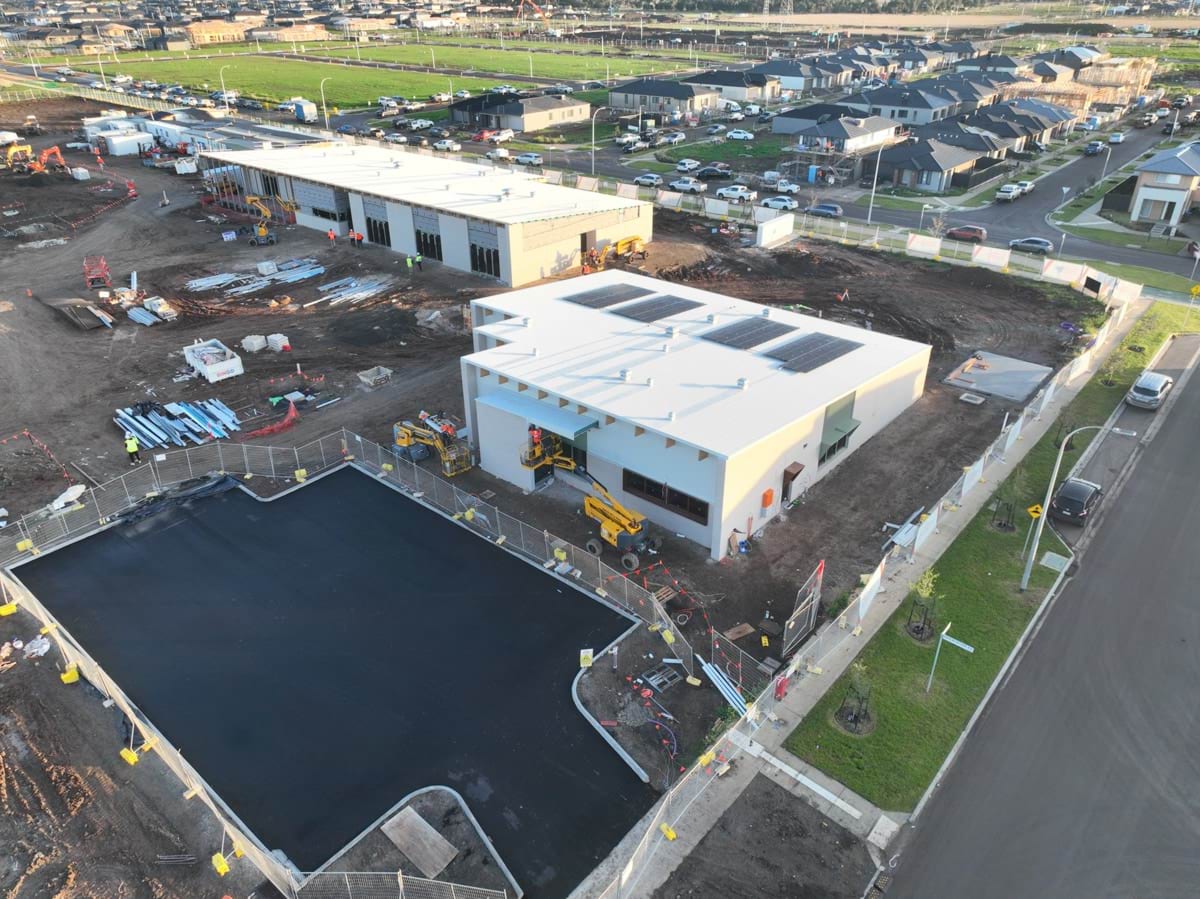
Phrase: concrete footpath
[{"left": 580, "top": 298, "right": 1153, "bottom": 899}]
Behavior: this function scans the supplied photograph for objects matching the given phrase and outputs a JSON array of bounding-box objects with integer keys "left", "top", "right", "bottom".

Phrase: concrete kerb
[{"left": 572, "top": 621, "right": 650, "bottom": 784}]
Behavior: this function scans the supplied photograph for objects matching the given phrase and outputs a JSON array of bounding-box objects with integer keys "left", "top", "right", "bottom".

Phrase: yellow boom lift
[
  {"left": 244, "top": 194, "right": 277, "bottom": 246},
  {"left": 521, "top": 433, "right": 661, "bottom": 570},
  {"left": 393, "top": 410, "right": 473, "bottom": 477}
]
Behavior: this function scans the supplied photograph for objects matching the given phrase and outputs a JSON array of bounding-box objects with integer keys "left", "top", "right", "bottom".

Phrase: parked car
[
  {"left": 473, "top": 129, "right": 498, "bottom": 142},
  {"left": 1049, "top": 477, "right": 1103, "bottom": 524},
  {"left": 728, "top": 129, "right": 755, "bottom": 141},
  {"left": 715, "top": 184, "right": 757, "bottom": 202},
  {"left": 409, "top": 119, "right": 435, "bottom": 131},
  {"left": 695, "top": 166, "right": 733, "bottom": 180},
  {"left": 758, "top": 111, "right": 777, "bottom": 123},
  {"left": 614, "top": 133, "right": 639, "bottom": 146},
  {"left": 488, "top": 128, "right": 515, "bottom": 143},
  {"left": 430, "top": 92, "right": 451, "bottom": 102},
  {"left": 514, "top": 152, "right": 544, "bottom": 166},
  {"left": 1156, "top": 107, "right": 1171, "bottom": 118},
  {"left": 1124, "top": 370, "right": 1174, "bottom": 409},
  {"left": 365, "top": 127, "right": 386, "bottom": 139},
  {"left": 622, "top": 140, "right": 649, "bottom": 153},
  {"left": 676, "top": 158, "right": 701, "bottom": 172},
  {"left": 1084, "top": 140, "right": 1105, "bottom": 156},
  {"left": 945, "top": 225, "right": 988, "bottom": 243},
  {"left": 1172, "top": 96, "right": 1190, "bottom": 108},
  {"left": 485, "top": 147, "right": 510, "bottom": 161},
  {"left": 1109, "top": 131, "right": 1126, "bottom": 143},
  {"left": 761, "top": 195, "right": 799, "bottom": 210},
  {"left": 633, "top": 173, "right": 663, "bottom": 187},
  {"left": 549, "top": 83, "right": 574, "bottom": 93},
  {"left": 433, "top": 139, "right": 462, "bottom": 151},
  {"left": 408, "top": 136, "right": 430, "bottom": 148},
  {"left": 454, "top": 89, "right": 472, "bottom": 99},
  {"left": 706, "top": 123, "right": 727, "bottom": 135},
  {"left": 384, "top": 133, "right": 409, "bottom": 144},
  {"left": 664, "top": 132, "right": 686, "bottom": 145},
  {"left": 1017, "top": 180, "right": 1035, "bottom": 195},
  {"left": 1136, "top": 113, "right": 1155, "bottom": 128},
  {"left": 996, "top": 184, "right": 1022, "bottom": 202},
  {"left": 1163, "top": 121, "right": 1182, "bottom": 134},
  {"left": 1009, "top": 236, "right": 1055, "bottom": 255},
  {"left": 669, "top": 176, "right": 706, "bottom": 193},
  {"left": 336, "top": 124, "right": 358, "bottom": 135},
  {"left": 727, "top": 111, "right": 745, "bottom": 121},
  {"left": 804, "top": 202, "right": 843, "bottom": 218},
  {"left": 773, "top": 179, "right": 802, "bottom": 194},
  {"left": 403, "top": 101, "right": 427, "bottom": 112}
]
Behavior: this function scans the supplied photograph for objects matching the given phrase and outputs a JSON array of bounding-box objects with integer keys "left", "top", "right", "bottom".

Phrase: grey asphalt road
[{"left": 888, "top": 334, "right": 1200, "bottom": 899}]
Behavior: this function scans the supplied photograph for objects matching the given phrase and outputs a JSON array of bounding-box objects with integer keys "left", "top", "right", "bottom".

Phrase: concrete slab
[
  {"left": 943, "top": 351, "right": 1052, "bottom": 402},
  {"left": 867, "top": 812, "right": 902, "bottom": 851},
  {"left": 381, "top": 806, "right": 458, "bottom": 879}
]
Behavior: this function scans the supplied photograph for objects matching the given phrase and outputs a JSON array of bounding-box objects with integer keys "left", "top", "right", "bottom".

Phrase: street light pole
[
  {"left": 430, "top": 47, "right": 436, "bottom": 68},
  {"left": 1101, "top": 144, "right": 1112, "bottom": 181},
  {"left": 919, "top": 203, "right": 932, "bottom": 232},
  {"left": 529, "top": 51, "right": 533, "bottom": 77},
  {"left": 591, "top": 105, "right": 609, "bottom": 174},
  {"left": 319, "top": 76, "right": 331, "bottom": 129},
  {"left": 1060, "top": 230, "right": 1067, "bottom": 255},
  {"left": 1019, "top": 425, "right": 1126, "bottom": 591},
  {"left": 218, "top": 64, "right": 231, "bottom": 113},
  {"left": 866, "top": 141, "right": 884, "bottom": 225}
]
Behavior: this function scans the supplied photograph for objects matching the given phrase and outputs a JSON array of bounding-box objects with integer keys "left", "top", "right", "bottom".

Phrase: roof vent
[
  {"left": 737, "top": 377, "right": 750, "bottom": 390},
  {"left": 521, "top": 317, "right": 530, "bottom": 327},
  {"left": 662, "top": 344, "right": 671, "bottom": 354},
  {"left": 531, "top": 347, "right": 539, "bottom": 357},
  {"left": 665, "top": 325, "right": 676, "bottom": 338},
  {"left": 761, "top": 308, "right": 771, "bottom": 318},
  {"left": 646, "top": 377, "right": 655, "bottom": 387},
  {"left": 668, "top": 411, "right": 676, "bottom": 422},
  {"left": 707, "top": 313, "right": 718, "bottom": 324},
  {"left": 620, "top": 368, "right": 633, "bottom": 382}
]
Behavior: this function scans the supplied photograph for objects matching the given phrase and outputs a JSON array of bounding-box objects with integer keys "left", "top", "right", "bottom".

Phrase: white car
[
  {"left": 728, "top": 111, "right": 745, "bottom": 121},
  {"left": 761, "top": 195, "right": 799, "bottom": 210},
  {"left": 633, "top": 173, "right": 663, "bottom": 187},
  {"left": 404, "top": 101, "right": 427, "bottom": 111},
  {"left": 454, "top": 89, "right": 472, "bottom": 98},
  {"left": 1109, "top": 131, "right": 1126, "bottom": 143},
  {"left": 384, "top": 133, "right": 408, "bottom": 144},
  {"left": 728, "top": 129, "right": 755, "bottom": 141},
  {"left": 515, "top": 152, "right": 544, "bottom": 166},
  {"left": 89, "top": 81, "right": 105, "bottom": 89},
  {"left": 1017, "top": 180, "right": 1035, "bottom": 195},
  {"left": 430, "top": 92, "right": 451, "bottom": 103},
  {"left": 408, "top": 119, "right": 434, "bottom": 131},
  {"left": 485, "top": 147, "right": 510, "bottom": 160},
  {"left": 716, "top": 185, "right": 758, "bottom": 202},
  {"left": 774, "top": 179, "right": 802, "bottom": 194},
  {"left": 670, "top": 176, "right": 706, "bottom": 193},
  {"left": 433, "top": 139, "right": 462, "bottom": 151},
  {"left": 614, "top": 133, "right": 639, "bottom": 146},
  {"left": 676, "top": 158, "right": 701, "bottom": 172},
  {"left": 664, "top": 131, "right": 686, "bottom": 145}
]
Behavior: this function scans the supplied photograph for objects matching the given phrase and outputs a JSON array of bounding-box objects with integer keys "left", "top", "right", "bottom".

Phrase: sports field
[{"left": 65, "top": 56, "right": 498, "bottom": 107}]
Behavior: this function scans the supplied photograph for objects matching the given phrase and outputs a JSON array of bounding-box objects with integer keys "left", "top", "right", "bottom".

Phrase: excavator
[
  {"left": 515, "top": 0, "right": 551, "bottom": 26},
  {"left": 3, "top": 143, "right": 33, "bottom": 172},
  {"left": 521, "top": 432, "right": 661, "bottom": 571},
  {"left": 393, "top": 410, "right": 473, "bottom": 477},
  {"left": 27, "top": 145, "right": 67, "bottom": 175},
  {"left": 244, "top": 194, "right": 277, "bottom": 246}
]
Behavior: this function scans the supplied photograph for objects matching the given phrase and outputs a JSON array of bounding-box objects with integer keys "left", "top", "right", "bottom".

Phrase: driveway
[{"left": 887, "top": 333, "right": 1200, "bottom": 899}]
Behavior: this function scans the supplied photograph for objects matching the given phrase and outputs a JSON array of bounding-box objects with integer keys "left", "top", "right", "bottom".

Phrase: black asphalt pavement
[{"left": 888, "top": 335, "right": 1200, "bottom": 899}]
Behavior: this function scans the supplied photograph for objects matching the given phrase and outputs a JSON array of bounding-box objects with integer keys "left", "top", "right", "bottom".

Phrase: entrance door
[
  {"left": 782, "top": 462, "right": 805, "bottom": 503},
  {"left": 580, "top": 232, "right": 589, "bottom": 256}
]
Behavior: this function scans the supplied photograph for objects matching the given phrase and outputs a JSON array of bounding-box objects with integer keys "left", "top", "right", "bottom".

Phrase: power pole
[
  {"left": 762, "top": 0, "right": 770, "bottom": 15},
  {"left": 780, "top": 0, "right": 793, "bottom": 15}
]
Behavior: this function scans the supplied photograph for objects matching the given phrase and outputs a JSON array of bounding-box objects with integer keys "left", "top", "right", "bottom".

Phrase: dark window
[
  {"left": 311, "top": 207, "right": 348, "bottom": 222},
  {"left": 819, "top": 432, "right": 852, "bottom": 465},
  {"left": 470, "top": 243, "right": 500, "bottom": 277},
  {"left": 622, "top": 468, "right": 708, "bottom": 525},
  {"left": 365, "top": 215, "right": 390, "bottom": 246},
  {"left": 416, "top": 229, "right": 443, "bottom": 261},
  {"left": 261, "top": 173, "right": 279, "bottom": 197}
]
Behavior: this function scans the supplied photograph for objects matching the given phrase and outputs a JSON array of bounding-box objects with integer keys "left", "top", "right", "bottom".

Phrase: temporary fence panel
[
  {"left": 297, "top": 871, "right": 507, "bottom": 899},
  {"left": 905, "top": 233, "right": 942, "bottom": 258},
  {"left": 858, "top": 559, "right": 885, "bottom": 619},
  {"left": 1003, "top": 415, "right": 1024, "bottom": 453},
  {"left": 574, "top": 175, "right": 598, "bottom": 192},
  {"left": 755, "top": 214, "right": 794, "bottom": 248},
  {"left": 970, "top": 244, "right": 1011, "bottom": 270},
  {"left": 781, "top": 559, "right": 825, "bottom": 658},
  {"left": 751, "top": 205, "right": 784, "bottom": 224},
  {"left": 655, "top": 189, "right": 682, "bottom": 209},
  {"left": 1041, "top": 258, "right": 1086, "bottom": 285},
  {"left": 1111, "top": 279, "right": 1142, "bottom": 305},
  {"left": 703, "top": 198, "right": 731, "bottom": 218},
  {"left": 616, "top": 183, "right": 639, "bottom": 199},
  {"left": 541, "top": 169, "right": 562, "bottom": 184},
  {"left": 1068, "top": 349, "right": 1094, "bottom": 382},
  {"left": 913, "top": 503, "right": 940, "bottom": 555},
  {"left": 961, "top": 455, "right": 985, "bottom": 500}
]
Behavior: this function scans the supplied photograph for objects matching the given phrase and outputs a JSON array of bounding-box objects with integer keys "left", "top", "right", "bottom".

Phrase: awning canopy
[{"left": 476, "top": 390, "right": 599, "bottom": 441}]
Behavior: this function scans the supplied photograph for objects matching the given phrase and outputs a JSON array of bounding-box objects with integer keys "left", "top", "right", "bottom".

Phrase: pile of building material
[
  {"left": 184, "top": 339, "right": 243, "bottom": 384},
  {"left": 303, "top": 275, "right": 396, "bottom": 308},
  {"left": 126, "top": 307, "right": 162, "bottom": 327},
  {"left": 184, "top": 258, "right": 325, "bottom": 298},
  {"left": 114, "top": 400, "right": 241, "bottom": 449}
]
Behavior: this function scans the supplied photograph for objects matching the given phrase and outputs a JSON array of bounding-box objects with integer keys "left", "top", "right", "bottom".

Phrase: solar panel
[
  {"left": 765, "top": 333, "right": 863, "bottom": 373},
  {"left": 562, "top": 284, "right": 655, "bottom": 309},
  {"left": 700, "top": 318, "right": 796, "bottom": 350},
  {"left": 612, "top": 295, "right": 703, "bottom": 323}
]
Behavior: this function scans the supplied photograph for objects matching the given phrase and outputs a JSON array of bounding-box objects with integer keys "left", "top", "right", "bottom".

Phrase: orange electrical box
[{"left": 761, "top": 488, "right": 775, "bottom": 508}]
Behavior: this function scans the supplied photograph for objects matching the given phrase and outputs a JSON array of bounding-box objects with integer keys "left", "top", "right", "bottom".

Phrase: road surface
[{"left": 888, "top": 334, "right": 1200, "bottom": 899}]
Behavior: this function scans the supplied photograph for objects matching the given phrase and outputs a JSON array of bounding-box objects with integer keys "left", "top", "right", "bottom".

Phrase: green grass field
[
  {"left": 658, "top": 132, "right": 790, "bottom": 165},
  {"left": 66, "top": 57, "right": 498, "bottom": 108},
  {"left": 1084, "top": 261, "right": 1197, "bottom": 294},
  {"left": 413, "top": 33, "right": 739, "bottom": 63},
  {"left": 320, "top": 43, "right": 687, "bottom": 82},
  {"left": 31, "top": 41, "right": 352, "bottom": 66},
  {"left": 782, "top": 300, "right": 1198, "bottom": 811},
  {"left": 1063, "top": 224, "right": 1186, "bottom": 254}
]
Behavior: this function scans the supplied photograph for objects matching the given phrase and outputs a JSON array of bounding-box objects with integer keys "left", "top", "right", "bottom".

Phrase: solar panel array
[
  {"left": 562, "top": 284, "right": 655, "bottom": 309},
  {"left": 700, "top": 317, "right": 797, "bottom": 350},
  {"left": 765, "top": 333, "right": 863, "bottom": 372},
  {"left": 612, "top": 295, "right": 704, "bottom": 323}
]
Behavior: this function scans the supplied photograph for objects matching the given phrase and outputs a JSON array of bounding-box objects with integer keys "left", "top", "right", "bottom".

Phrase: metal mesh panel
[
  {"left": 185, "top": 442, "right": 224, "bottom": 478},
  {"left": 297, "top": 872, "right": 506, "bottom": 899},
  {"left": 709, "top": 631, "right": 771, "bottom": 697}
]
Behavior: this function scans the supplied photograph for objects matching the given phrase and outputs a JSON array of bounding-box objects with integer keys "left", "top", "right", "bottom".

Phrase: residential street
[{"left": 888, "top": 334, "right": 1200, "bottom": 899}]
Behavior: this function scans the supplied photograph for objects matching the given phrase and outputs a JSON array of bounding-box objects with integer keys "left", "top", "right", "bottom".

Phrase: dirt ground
[
  {"left": 0, "top": 97, "right": 1107, "bottom": 898},
  {"left": 650, "top": 773, "right": 876, "bottom": 899},
  {"left": 0, "top": 608, "right": 267, "bottom": 898},
  {"left": 316, "top": 789, "right": 511, "bottom": 894}
]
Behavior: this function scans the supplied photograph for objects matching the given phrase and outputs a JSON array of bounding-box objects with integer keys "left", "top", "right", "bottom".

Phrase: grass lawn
[
  {"left": 65, "top": 57, "right": 499, "bottom": 107},
  {"left": 782, "top": 301, "right": 1198, "bottom": 812},
  {"left": 1063, "top": 224, "right": 1186, "bottom": 254},
  {"left": 320, "top": 44, "right": 682, "bottom": 82},
  {"left": 30, "top": 41, "right": 345, "bottom": 65},
  {"left": 1083, "top": 261, "right": 1197, "bottom": 294},
  {"left": 410, "top": 33, "right": 738, "bottom": 63},
  {"left": 959, "top": 189, "right": 996, "bottom": 209},
  {"left": 659, "top": 133, "right": 790, "bottom": 165},
  {"left": 861, "top": 194, "right": 940, "bottom": 211}
]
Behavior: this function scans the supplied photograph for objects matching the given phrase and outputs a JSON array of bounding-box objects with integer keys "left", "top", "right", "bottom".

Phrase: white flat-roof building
[
  {"left": 199, "top": 144, "right": 652, "bottom": 287},
  {"left": 461, "top": 271, "right": 931, "bottom": 560}
]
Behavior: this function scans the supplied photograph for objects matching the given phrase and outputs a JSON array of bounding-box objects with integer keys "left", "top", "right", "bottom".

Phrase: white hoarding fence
[
  {"left": 1041, "top": 258, "right": 1086, "bottom": 285},
  {"left": 905, "top": 233, "right": 942, "bottom": 258},
  {"left": 615, "top": 183, "right": 639, "bottom": 199},
  {"left": 541, "top": 169, "right": 562, "bottom": 184},
  {"left": 574, "top": 175, "right": 598, "bottom": 192},
  {"left": 961, "top": 456, "right": 985, "bottom": 499},
  {"left": 971, "top": 245, "right": 1011, "bottom": 270},
  {"left": 1003, "top": 414, "right": 1024, "bottom": 452},
  {"left": 756, "top": 213, "right": 795, "bottom": 248},
  {"left": 1111, "top": 278, "right": 1143, "bottom": 305},
  {"left": 752, "top": 205, "right": 784, "bottom": 224},
  {"left": 913, "top": 504, "right": 940, "bottom": 555},
  {"left": 703, "top": 198, "right": 731, "bottom": 218},
  {"left": 655, "top": 189, "right": 682, "bottom": 209},
  {"left": 858, "top": 559, "right": 885, "bottom": 618}
]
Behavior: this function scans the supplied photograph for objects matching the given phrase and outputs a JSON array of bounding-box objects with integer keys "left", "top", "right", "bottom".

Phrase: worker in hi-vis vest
[{"left": 125, "top": 434, "right": 141, "bottom": 465}]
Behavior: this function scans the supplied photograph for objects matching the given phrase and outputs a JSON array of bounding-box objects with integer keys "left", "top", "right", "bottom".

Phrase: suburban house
[
  {"left": 895, "top": 48, "right": 944, "bottom": 73},
  {"left": 679, "top": 70, "right": 781, "bottom": 104},
  {"left": 449, "top": 93, "right": 590, "bottom": 133},
  {"left": 877, "top": 137, "right": 983, "bottom": 192},
  {"left": 925, "top": 40, "right": 984, "bottom": 64},
  {"left": 842, "top": 86, "right": 956, "bottom": 125},
  {"left": 771, "top": 102, "right": 860, "bottom": 135},
  {"left": 912, "top": 121, "right": 1015, "bottom": 159},
  {"left": 1130, "top": 142, "right": 1200, "bottom": 231},
  {"left": 748, "top": 60, "right": 830, "bottom": 92},
  {"left": 183, "top": 20, "right": 249, "bottom": 43},
  {"left": 1031, "top": 60, "right": 1075, "bottom": 83},
  {"left": 955, "top": 52, "right": 1026, "bottom": 76},
  {"left": 248, "top": 23, "right": 330, "bottom": 41},
  {"left": 793, "top": 115, "right": 901, "bottom": 154},
  {"left": 609, "top": 79, "right": 718, "bottom": 115}
]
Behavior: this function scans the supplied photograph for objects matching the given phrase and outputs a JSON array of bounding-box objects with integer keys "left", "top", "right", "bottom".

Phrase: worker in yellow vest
[{"left": 124, "top": 434, "right": 141, "bottom": 465}]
